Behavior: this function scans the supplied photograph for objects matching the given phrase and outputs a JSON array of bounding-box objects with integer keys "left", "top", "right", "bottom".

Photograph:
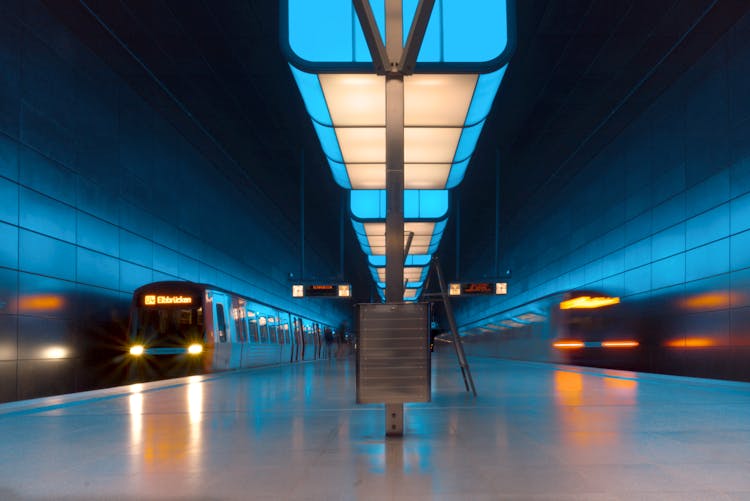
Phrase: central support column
[{"left": 384, "top": 0, "right": 405, "bottom": 436}]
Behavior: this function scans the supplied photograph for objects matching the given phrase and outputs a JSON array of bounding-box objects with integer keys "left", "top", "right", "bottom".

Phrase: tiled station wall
[
  {"left": 457, "top": 14, "right": 750, "bottom": 353},
  {"left": 0, "top": 2, "right": 343, "bottom": 401}
]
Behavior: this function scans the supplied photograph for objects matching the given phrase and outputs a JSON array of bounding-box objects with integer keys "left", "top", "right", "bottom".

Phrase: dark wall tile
[
  {"left": 0, "top": 221, "right": 19, "bottom": 269},
  {"left": 0, "top": 176, "right": 18, "bottom": 224}
]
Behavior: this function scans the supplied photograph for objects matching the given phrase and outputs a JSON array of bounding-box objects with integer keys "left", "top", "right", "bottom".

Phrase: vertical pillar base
[{"left": 385, "top": 403, "right": 403, "bottom": 436}]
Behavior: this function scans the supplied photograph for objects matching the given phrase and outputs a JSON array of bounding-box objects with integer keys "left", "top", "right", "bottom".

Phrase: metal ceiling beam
[
  {"left": 352, "top": 0, "right": 389, "bottom": 74},
  {"left": 399, "top": 0, "right": 435, "bottom": 74}
]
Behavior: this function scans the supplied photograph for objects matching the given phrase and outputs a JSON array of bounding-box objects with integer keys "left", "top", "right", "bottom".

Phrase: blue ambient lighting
[
  {"left": 351, "top": 190, "right": 449, "bottom": 220},
  {"left": 286, "top": 0, "right": 512, "bottom": 69},
  {"left": 466, "top": 66, "right": 507, "bottom": 125}
]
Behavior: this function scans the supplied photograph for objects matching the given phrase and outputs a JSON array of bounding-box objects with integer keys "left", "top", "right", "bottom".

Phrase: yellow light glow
[
  {"left": 188, "top": 344, "right": 203, "bottom": 355},
  {"left": 553, "top": 341, "right": 584, "bottom": 349},
  {"left": 44, "top": 346, "right": 67, "bottom": 359},
  {"left": 320, "top": 74, "right": 483, "bottom": 190},
  {"left": 404, "top": 74, "right": 478, "bottom": 126},
  {"left": 18, "top": 294, "right": 64, "bottom": 311},
  {"left": 346, "top": 163, "right": 455, "bottom": 190},
  {"left": 404, "top": 127, "right": 462, "bottom": 164},
  {"left": 377, "top": 267, "right": 425, "bottom": 283},
  {"left": 449, "top": 283, "right": 461, "bottom": 296},
  {"left": 337, "top": 284, "right": 351, "bottom": 297},
  {"left": 665, "top": 337, "right": 716, "bottom": 348},
  {"left": 319, "top": 74, "right": 385, "bottom": 126},
  {"left": 602, "top": 340, "right": 639, "bottom": 348},
  {"left": 130, "top": 345, "right": 145, "bottom": 356},
  {"left": 348, "top": 163, "right": 386, "bottom": 188},
  {"left": 403, "top": 289, "right": 417, "bottom": 299},
  {"left": 560, "top": 296, "right": 620, "bottom": 310},
  {"left": 292, "top": 285, "right": 304, "bottom": 297},
  {"left": 364, "top": 222, "right": 436, "bottom": 255},
  {"left": 404, "top": 163, "right": 452, "bottom": 189},
  {"left": 336, "top": 127, "right": 386, "bottom": 163},
  {"left": 144, "top": 295, "right": 192, "bottom": 306},
  {"left": 681, "top": 292, "right": 731, "bottom": 310}
]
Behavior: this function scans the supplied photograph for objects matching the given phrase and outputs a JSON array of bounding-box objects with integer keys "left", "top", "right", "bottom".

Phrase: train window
[
  {"left": 260, "top": 322, "right": 269, "bottom": 343},
  {"left": 136, "top": 306, "right": 203, "bottom": 344},
  {"left": 216, "top": 303, "right": 227, "bottom": 343},
  {"left": 269, "top": 325, "right": 277, "bottom": 344},
  {"left": 249, "top": 320, "right": 259, "bottom": 343}
]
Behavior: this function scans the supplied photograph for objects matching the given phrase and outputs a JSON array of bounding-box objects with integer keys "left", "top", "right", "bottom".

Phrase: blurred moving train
[
  {"left": 127, "top": 281, "right": 336, "bottom": 377},
  {"left": 456, "top": 288, "right": 750, "bottom": 381}
]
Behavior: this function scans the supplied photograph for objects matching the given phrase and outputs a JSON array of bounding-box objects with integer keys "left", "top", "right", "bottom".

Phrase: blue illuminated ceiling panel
[
  {"left": 284, "top": 0, "right": 514, "bottom": 72},
  {"left": 350, "top": 190, "right": 448, "bottom": 221}
]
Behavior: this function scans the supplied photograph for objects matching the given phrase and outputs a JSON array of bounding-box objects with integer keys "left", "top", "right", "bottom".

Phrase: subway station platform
[{"left": 2, "top": 354, "right": 750, "bottom": 500}]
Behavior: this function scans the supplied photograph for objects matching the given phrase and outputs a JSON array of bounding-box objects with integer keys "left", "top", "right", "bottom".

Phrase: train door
[
  {"left": 229, "top": 297, "right": 245, "bottom": 369},
  {"left": 279, "top": 312, "right": 291, "bottom": 364},
  {"left": 292, "top": 317, "right": 305, "bottom": 362},
  {"left": 210, "top": 291, "right": 232, "bottom": 370}
]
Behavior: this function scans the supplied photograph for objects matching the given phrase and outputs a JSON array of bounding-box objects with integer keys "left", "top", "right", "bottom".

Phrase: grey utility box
[{"left": 356, "top": 303, "right": 431, "bottom": 404}]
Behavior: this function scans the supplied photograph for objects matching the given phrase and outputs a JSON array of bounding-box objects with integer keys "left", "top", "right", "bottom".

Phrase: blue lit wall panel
[
  {"left": 651, "top": 254, "right": 686, "bottom": 291},
  {"left": 19, "top": 230, "right": 76, "bottom": 282},
  {"left": 731, "top": 230, "right": 750, "bottom": 270},
  {"left": 119, "top": 229, "right": 154, "bottom": 268},
  {"left": 685, "top": 239, "right": 729, "bottom": 283},
  {"left": 19, "top": 148, "right": 76, "bottom": 206},
  {"left": 77, "top": 213, "right": 119, "bottom": 257},
  {"left": 686, "top": 171, "right": 730, "bottom": 218},
  {"left": 75, "top": 163, "right": 121, "bottom": 220},
  {"left": 20, "top": 189, "right": 76, "bottom": 243},
  {"left": 651, "top": 223, "right": 685, "bottom": 261},
  {"left": 730, "top": 192, "right": 750, "bottom": 234},
  {"left": 0, "top": 268, "right": 17, "bottom": 316},
  {"left": 0, "top": 222, "right": 17, "bottom": 269},
  {"left": 651, "top": 194, "right": 685, "bottom": 234},
  {"left": 0, "top": 135, "right": 18, "bottom": 180},
  {"left": 686, "top": 204, "right": 729, "bottom": 249},
  {"left": 119, "top": 261, "right": 153, "bottom": 293},
  {"left": 624, "top": 238, "right": 651, "bottom": 271},
  {"left": 0, "top": 176, "right": 18, "bottom": 223},
  {"left": 76, "top": 249, "right": 119, "bottom": 290},
  {"left": 623, "top": 211, "right": 651, "bottom": 246}
]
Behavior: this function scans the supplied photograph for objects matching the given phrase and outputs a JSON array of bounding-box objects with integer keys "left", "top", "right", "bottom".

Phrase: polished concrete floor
[{"left": 1, "top": 351, "right": 750, "bottom": 500}]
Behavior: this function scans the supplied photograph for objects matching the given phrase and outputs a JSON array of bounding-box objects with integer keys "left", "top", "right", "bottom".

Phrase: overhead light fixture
[{"left": 283, "top": 0, "right": 515, "bottom": 302}]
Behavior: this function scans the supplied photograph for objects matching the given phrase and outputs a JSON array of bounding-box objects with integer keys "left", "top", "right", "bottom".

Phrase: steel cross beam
[
  {"left": 352, "top": 0, "right": 389, "bottom": 74},
  {"left": 400, "top": 0, "right": 435, "bottom": 74}
]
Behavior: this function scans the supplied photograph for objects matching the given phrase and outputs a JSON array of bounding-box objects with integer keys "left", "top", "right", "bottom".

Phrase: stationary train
[
  {"left": 127, "top": 281, "right": 336, "bottom": 377},
  {"left": 456, "top": 288, "right": 750, "bottom": 381}
]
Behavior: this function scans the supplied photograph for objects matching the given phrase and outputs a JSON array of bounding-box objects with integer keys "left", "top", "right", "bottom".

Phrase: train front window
[{"left": 135, "top": 306, "right": 204, "bottom": 345}]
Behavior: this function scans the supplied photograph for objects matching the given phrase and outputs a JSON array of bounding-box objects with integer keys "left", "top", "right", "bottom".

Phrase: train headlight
[
  {"left": 187, "top": 343, "right": 203, "bottom": 355},
  {"left": 129, "top": 345, "right": 145, "bottom": 356}
]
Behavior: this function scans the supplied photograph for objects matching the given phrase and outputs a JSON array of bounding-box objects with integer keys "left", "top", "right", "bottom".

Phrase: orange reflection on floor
[
  {"left": 128, "top": 380, "right": 205, "bottom": 474},
  {"left": 554, "top": 371, "right": 583, "bottom": 407},
  {"left": 603, "top": 377, "right": 638, "bottom": 406},
  {"left": 665, "top": 337, "right": 716, "bottom": 348}
]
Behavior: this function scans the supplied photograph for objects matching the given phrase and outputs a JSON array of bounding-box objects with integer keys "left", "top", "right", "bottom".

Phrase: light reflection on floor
[{"left": 1, "top": 354, "right": 750, "bottom": 499}]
